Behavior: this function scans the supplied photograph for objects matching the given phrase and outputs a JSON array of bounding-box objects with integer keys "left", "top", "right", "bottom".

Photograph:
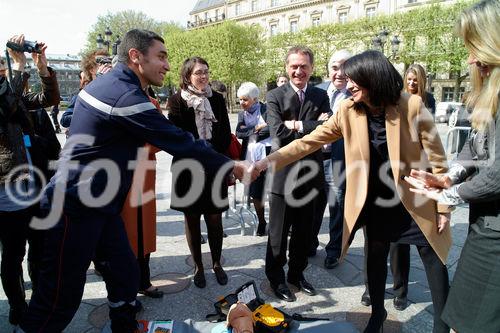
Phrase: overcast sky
[{"left": 0, "top": 0, "right": 197, "bottom": 55}]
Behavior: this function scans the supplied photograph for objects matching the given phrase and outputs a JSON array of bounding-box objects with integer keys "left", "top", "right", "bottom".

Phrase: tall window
[
  {"left": 338, "top": 12, "right": 348, "bottom": 24},
  {"left": 290, "top": 20, "right": 298, "bottom": 33},
  {"left": 312, "top": 16, "right": 321, "bottom": 27},
  {"left": 251, "top": 0, "right": 258, "bottom": 11},
  {"left": 270, "top": 24, "right": 278, "bottom": 36},
  {"left": 204, "top": 12, "right": 208, "bottom": 21},
  {"left": 442, "top": 87, "right": 454, "bottom": 102},
  {"left": 271, "top": 0, "right": 279, "bottom": 7},
  {"left": 215, "top": 9, "right": 219, "bottom": 19},
  {"left": 235, "top": 3, "right": 241, "bottom": 15},
  {"left": 366, "top": 7, "right": 376, "bottom": 19}
]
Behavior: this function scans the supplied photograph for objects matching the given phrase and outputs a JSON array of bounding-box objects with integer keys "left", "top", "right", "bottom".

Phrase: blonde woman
[
  {"left": 405, "top": 0, "right": 500, "bottom": 332},
  {"left": 404, "top": 64, "right": 436, "bottom": 116}
]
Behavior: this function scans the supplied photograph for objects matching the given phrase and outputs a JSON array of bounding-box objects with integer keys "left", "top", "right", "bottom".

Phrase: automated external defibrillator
[{"left": 206, "top": 281, "right": 293, "bottom": 333}]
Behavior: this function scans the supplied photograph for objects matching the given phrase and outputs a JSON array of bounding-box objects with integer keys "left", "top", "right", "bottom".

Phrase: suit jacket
[
  {"left": 266, "top": 82, "right": 330, "bottom": 195},
  {"left": 266, "top": 93, "right": 452, "bottom": 263}
]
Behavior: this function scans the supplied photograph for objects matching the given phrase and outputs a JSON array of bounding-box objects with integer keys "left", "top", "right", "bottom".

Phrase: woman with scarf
[
  {"left": 168, "top": 57, "right": 231, "bottom": 288},
  {"left": 236, "top": 82, "right": 271, "bottom": 236}
]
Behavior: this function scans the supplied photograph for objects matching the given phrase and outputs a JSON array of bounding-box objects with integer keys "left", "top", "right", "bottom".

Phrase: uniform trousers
[{"left": 20, "top": 207, "right": 139, "bottom": 332}]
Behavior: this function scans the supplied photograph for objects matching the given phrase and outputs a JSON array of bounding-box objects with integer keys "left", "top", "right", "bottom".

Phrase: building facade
[
  {"left": 189, "top": 0, "right": 458, "bottom": 36},
  {"left": 26, "top": 53, "right": 81, "bottom": 99},
  {"left": 188, "top": 0, "right": 465, "bottom": 102}
]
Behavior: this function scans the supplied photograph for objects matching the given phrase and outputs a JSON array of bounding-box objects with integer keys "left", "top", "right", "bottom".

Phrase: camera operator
[
  {"left": 60, "top": 49, "right": 112, "bottom": 131},
  {"left": 0, "top": 34, "right": 60, "bottom": 325}
]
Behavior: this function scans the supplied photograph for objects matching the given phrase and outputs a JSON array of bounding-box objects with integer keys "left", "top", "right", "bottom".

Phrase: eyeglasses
[{"left": 192, "top": 70, "right": 210, "bottom": 77}]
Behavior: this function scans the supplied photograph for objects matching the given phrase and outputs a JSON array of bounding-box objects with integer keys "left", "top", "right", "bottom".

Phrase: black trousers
[
  {"left": 265, "top": 192, "right": 315, "bottom": 287},
  {"left": 0, "top": 207, "right": 32, "bottom": 311},
  {"left": 20, "top": 208, "right": 139, "bottom": 332},
  {"left": 363, "top": 239, "right": 410, "bottom": 298},
  {"left": 365, "top": 235, "right": 449, "bottom": 333}
]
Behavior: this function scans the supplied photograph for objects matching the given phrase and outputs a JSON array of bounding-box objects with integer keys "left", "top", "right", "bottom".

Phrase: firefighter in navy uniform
[{"left": 17, "top": 29, "right": 255, "bottom": 333}]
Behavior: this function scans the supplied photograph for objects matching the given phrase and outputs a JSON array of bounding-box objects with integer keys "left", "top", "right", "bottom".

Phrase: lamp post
[
  {"left": 372, "top": 27, "right": 401, "bottom": 59},
  {"left": 96, "top": 27, "right": 121, "bottom": 55}
]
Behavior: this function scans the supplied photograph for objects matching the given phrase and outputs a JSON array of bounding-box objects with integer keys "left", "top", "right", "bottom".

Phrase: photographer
[
  {"left": 0, "top": 34, "right": 60, "bottom": 325},
  {"left": 60, "top": 49, "right": 111, "bottom": 130}
]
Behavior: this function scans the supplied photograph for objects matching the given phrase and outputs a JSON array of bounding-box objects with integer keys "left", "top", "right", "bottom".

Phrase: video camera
[
  {"left": 6, "top": 40, "right": 42, "bottom": 54},
  {"left": 95, "top": 56, "right": 113, "bottom": 65}
]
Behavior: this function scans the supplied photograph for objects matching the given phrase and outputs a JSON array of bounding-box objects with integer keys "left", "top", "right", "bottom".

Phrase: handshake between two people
[{"left": 232, "top": 158, "right": 271, "bottom": 185}]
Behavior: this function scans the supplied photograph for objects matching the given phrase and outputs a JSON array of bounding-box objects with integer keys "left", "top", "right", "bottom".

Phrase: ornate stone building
[
  {"left": 188, "top": 0, "right": 457, "bottom": 37},
  {"left": 188, "top": 0, "right": 465, "bottom": 103}
]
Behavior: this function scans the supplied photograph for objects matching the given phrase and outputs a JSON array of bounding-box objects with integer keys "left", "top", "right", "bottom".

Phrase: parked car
[{"left": 435, "top": 102, "right": 464, "bottom": 123}]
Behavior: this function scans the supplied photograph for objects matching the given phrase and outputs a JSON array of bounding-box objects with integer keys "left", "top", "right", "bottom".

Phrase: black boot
[{"left": 109, "top": 303, "right": 138, "bottom": 333}]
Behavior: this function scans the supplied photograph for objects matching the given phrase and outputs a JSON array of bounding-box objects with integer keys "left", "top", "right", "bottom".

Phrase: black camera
[
  {"left": 95, "top": 56, "right": 113, "bottom": 65},
  {"left": 6, "top": 40, "right": 42, "bottom": 54}
]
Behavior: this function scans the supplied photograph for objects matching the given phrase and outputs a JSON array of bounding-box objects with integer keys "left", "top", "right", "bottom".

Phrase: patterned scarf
[{"left": 181, "top": 85, "right": 217, "bottom": 140}]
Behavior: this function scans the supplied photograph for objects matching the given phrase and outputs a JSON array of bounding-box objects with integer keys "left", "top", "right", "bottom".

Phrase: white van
[{"left": 435, "top": 102, "right": 464, "bottom": 123}]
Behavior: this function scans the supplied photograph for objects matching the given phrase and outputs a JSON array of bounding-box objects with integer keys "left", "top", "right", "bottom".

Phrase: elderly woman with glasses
[{"left": 168, "top": 57, "right": 232, "bottom": 288}]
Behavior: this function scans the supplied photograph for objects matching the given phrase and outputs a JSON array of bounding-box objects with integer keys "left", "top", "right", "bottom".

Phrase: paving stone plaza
[{"left": 0, "top": 117, "right": 468, "bottom": 333}]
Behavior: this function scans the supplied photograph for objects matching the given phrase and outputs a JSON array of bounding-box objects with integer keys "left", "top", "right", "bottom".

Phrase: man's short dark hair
[
  {"left": 117, "top": 29, "right": 164, "bottom": 63},
  {"left": 342, "top": 50, "right": 403, "bottom": 108},
  {"left": 285, "top": 46, "right": 314, "bottom": 65}
]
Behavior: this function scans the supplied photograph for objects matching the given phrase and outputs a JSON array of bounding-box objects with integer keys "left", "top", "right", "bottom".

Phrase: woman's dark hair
[
  {"left": 179, "top": 56, "right": 209, "bottom": 90},
  {"left": 342, "top": 50, "right": 403, "bottom": 108}
]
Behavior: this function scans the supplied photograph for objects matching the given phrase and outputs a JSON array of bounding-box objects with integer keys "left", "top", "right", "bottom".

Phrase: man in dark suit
[
  {"left": 311, "top": 50, "right": 352, "bottom": 269},
  {"left": 265, "top": 46, "right": 330, "bottom": 302}
]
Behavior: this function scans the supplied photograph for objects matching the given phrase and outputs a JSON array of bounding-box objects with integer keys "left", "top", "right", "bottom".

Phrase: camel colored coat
[
  {"left": 266, "top": 93, "right": 452, "bottom": 264},
  {"left": 121, "top": 97, "right": 161, "bottom": 258}
]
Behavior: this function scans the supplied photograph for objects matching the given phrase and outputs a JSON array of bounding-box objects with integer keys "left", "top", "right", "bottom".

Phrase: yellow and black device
[{"left": 207, "top": 280, "right": 293, "bottom": 333}]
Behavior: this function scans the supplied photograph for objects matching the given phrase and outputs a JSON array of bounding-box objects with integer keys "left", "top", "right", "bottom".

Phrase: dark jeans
[
  {"left": 20, "top": 208, "right": 139, "bottom": 332},
  {"left": 0, "top": 208, "right": 32, "bottom": 311},
  {"left": 311, "top": 156, "right": 345, "bottom": 259}
]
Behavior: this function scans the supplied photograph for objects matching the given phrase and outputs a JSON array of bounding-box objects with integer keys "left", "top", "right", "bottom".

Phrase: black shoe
[
  {"left": 393, "top": 295, "right": 408, "bottom": 311},
  {"left": 200, "top": 235, "right": 207, "bottom": 244},
  {"left": 256, "top": 222, "right": 267, "bottom": 236},
  {"left": 193, "top": 269, "right": 206, "bottom": 288},
  {"left": 272, "top": 283, "right": 296, "bottom": 302},
  {"left": 288, "top": 279, "right": 317, "bottom": 296},
  {"left": 138, "top": 287, "right": 164, "bottom": 298},
  {"left": 361, "top": 289, "right": 371, "bottom": 306},
  {"left": 109, "top": 303, "right": 139, "bottom": 333},
  {"left": 363, "top": 309, "right": 387, "bottom": 333},
  {"left": 213, "top": 266, "right": 228, "bottom": 285},
  {"left": 133, "top": 299, "right": 143, "bottom": 313},
  {"left": 324, "top": 256, "right": 339, "bottom": 269}
]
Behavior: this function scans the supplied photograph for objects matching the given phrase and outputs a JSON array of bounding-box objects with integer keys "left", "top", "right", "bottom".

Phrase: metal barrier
[{"left": 445, "top": 126, "right": 471, "bottom": 159}]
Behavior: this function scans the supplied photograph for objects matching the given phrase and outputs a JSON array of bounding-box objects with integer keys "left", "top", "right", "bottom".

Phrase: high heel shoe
[
  {"left": 363, "top": 309, "right": 387, "bottom": 333},
  {"left": 193, "top": 268, "right": 206, "bottom": 288}
]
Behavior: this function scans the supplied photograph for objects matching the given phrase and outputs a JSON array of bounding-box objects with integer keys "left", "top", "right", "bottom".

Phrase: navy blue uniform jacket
[{"left": 42, "top": 63, "right": 231, "bottom": 215}]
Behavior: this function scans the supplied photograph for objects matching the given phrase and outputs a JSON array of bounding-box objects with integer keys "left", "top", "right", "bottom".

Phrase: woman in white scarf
[
  {"left": 236, "top": 82, "right": 271, "bottom": 236},
  {"left": 168, "top": 57, "right": 232, "bottom": 289}
]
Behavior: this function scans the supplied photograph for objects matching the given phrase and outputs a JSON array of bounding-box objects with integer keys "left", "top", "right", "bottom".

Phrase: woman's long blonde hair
[
  {"left": 404, "top": 64, "right": 428, "bottom": 105},
  {"left": 456, "top": 0, "right": 500, "bottom": 129}
]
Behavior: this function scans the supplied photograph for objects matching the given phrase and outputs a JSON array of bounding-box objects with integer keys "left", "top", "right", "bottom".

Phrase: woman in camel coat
[{"left": 255, "top": 51, "right": 451, "bottom": 333}]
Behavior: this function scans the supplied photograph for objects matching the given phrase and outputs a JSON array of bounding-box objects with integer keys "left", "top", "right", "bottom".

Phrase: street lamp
[
  {"left": 372, "top": 27, "right": 401, "bottom": 59},
  {"left": 96, "top": 27, "right": 121, "bottom": 55}
]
